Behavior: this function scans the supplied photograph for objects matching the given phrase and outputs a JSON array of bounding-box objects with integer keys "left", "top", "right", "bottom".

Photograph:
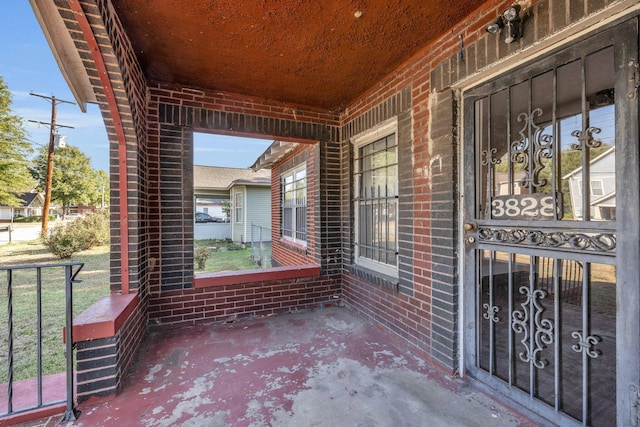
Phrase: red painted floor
[
  {"left": 0, "top": 373, "right": 66, "bottom": 414},
  {"left": 11, "top": 307, "right": 537, "bottom": 426}
]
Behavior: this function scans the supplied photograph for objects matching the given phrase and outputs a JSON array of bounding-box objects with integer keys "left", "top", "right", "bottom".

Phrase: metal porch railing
[
  {"left": 538, "top": 257, "right": 584, "bottom": 305},
  {"left": 1, "top": 262, "right": 83, "bottom": 423},
  {"left": 250, "top": 224, "right": 272, "bottom": 268}
]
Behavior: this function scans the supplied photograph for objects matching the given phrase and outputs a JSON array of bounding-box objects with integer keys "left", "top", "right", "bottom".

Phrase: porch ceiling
[{"left": 110, "top": 0, "right": 486, "bottom": 110}]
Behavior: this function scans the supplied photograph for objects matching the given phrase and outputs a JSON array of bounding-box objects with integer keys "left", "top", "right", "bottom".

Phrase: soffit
[{"left": 110, "top": 0, "right": 486, "bottom": 110}]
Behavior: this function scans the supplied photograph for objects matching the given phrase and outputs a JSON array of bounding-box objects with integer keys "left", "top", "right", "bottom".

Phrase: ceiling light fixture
[{"left": 486, "top": 5, "right": 523, "bottom": 44}]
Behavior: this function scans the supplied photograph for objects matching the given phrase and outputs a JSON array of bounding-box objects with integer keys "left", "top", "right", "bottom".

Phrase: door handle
[{"left": 464, "top": 221, "right": 477, "bottom": 232}]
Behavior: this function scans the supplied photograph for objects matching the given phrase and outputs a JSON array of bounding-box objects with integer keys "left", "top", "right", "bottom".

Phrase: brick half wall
[
  {"left": 149, "top": 274, "right": 341, "bottom": 326},
  {"left": 75, "top": 295, "right": 148, "bottom": 403}
]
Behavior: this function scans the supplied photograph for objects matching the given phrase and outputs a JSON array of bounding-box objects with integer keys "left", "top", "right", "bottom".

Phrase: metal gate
[{"left": 462, "top": 19, "right": 639, "bottom": 426}]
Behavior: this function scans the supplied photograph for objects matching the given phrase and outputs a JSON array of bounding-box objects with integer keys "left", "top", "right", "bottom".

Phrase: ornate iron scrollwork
[
  {"left": 571, "top": 331, "right": 601, "bottom": 358},
  {"left": 511, "top": 108, "right": 554, "bottom": 188},
  {"left": 483, "top": 303, "right": 500, "bottom": 322},
  {"left": 481, "top": 148, "right": 501, "bottom": 166},
  {"left": 477, "top": 227, "right": 616, "bottom": 253},
  {"left": 512, "top": 286, "right": 554, "bottom": 369},
  {"left": 570, "top": 126, "right": 602, "bottom": 150}
]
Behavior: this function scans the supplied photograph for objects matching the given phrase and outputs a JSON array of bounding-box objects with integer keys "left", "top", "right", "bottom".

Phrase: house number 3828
[{"left": 490, "top": 194, "right": 559, "bottom": 220}]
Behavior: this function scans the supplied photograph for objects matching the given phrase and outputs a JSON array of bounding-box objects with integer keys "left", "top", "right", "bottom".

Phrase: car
[{"left": 195, "top": 212, "right": 216, "bottom": 223}]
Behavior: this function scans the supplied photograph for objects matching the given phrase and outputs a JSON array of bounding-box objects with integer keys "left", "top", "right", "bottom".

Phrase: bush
[
  {"left": 42, "top": 210, "right": 110, "bottom": 259},
  {"left": 195, "top": 247, "right": 211, "bottom": 270},
  {"left": 41, "top": 225, "right": 87, "bottom": 259},
  {"left": 75, "top": 210, "right": 110, "bottom": 247}
]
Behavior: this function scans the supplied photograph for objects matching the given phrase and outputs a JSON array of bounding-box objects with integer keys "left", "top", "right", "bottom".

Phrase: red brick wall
[
  {"left": 66, "top": 0, "right": 152, "bottom": 403},
  {"left": 338, "top": 0, "right": 553, "bottom": 372},
  {"left": 115, "top": 294, "right": 148, "bottom": 391},
  {"left": 141, "top": 76, "right": 343, "bottom": 325},
  {"left": 149, "top": 275, "right": 340, "bottom": 326},
  {"left": 151, "top": 84, "right": 339, "bottom": 127},
  {"left": 270, "top": 144, "right": 318, "bottom": 267},
  {"left": 146, "top": 85, "right": 340, "bottom": 294},
  {"left": 76, "top": 294, "right": 148, "bottom": 402}
]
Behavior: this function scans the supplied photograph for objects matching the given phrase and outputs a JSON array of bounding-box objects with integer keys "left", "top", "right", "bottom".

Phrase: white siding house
[
  {"left": 563, "top": 146, "right": 615, "bottom": 220},
  {"left": 229, "top": 178, "right": 271, "bottom": 243},
  {"left": 0, "top": 192, "right": 45, "bottom": 221},
  {"left": 194, "top": 166, "right": 271, "bottom": 241}
]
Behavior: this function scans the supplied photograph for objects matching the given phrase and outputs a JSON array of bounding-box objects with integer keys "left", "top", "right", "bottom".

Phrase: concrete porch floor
[{"left": 17, "top": 307, "right": 536, "bottom": 426}]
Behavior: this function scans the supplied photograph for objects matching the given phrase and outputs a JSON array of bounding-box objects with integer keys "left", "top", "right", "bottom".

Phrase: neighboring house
[
  {"left": 494, "top": 172, "right": 526, "bottom": 196},
  {"left": 195, "top": 198, "right": 225, "bottom": 218},
  {"left": 0, "top": 192, "right": 45, "bottom": 220},
  {"left": 50, "top": 204, "right": 104, "bottom": 218},
  {"left": 32, "top": 2, "right": 640, "bottom": 426},
  {"left": 563, "top": 146, "right": 616, "bottom": 220},
  {"left": 65, "top": 204, "right": 100, "bottom": 216},
  {"left": 229, "top": 176, "right": 271, "bottom": 243},
  {"left": 194, "top": 165, "right": 271, "bottom": 241}
]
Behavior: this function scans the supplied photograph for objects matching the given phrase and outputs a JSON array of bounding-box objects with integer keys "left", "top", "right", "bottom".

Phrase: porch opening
[{"left": 192, "top": 132, "right": 319, "bottom": 286}]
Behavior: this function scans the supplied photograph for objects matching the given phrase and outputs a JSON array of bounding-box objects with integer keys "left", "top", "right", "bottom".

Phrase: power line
[{"left": 28, "top": 92, "right": 75, "bottom": 234}]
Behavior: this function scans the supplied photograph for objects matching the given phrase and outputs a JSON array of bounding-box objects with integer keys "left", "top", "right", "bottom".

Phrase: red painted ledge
[
  {"left": 194, "top": 264, "right": 320, "bottom": 288},
  {"left": 0, "top": 403, "right": 65, "bottom": 427},
  {"left": 69, "top": 293, "right": 139, "bottom": 343}
]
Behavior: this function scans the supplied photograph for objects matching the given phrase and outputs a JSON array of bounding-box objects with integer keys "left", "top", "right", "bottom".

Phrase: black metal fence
[{"left": 1, "top": 262, "right": 83, "bottom": 422}]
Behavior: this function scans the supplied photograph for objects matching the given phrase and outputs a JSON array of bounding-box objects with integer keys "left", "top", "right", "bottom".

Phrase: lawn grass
[
  {"left": 0, "top": 237, "right": 259, "bottom": 382},
  {"left": 0, "top": 240, "right": 110, "bottom": 382},
  {"left": 194, "top": 239, "right": 260, "bottom": 273}
]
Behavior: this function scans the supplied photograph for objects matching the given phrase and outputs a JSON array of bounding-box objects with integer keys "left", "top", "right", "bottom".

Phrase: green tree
[
  {"left": 0, "top": 76, "right": 34, "bottom": 205},
  {"left": 91, "top": 169, "right": 110, "bottom": 207},
  {"left": 221, "top": 200, "right": 231, "bottom": 220},
  {"left": 31, "top": 144, "right": 100, "bottom": 216}
]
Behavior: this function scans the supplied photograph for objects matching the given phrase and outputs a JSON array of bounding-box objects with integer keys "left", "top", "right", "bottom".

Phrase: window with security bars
[
  {"left": 282, "top": 166, "right": 307, "bottom": 244},
  {"left": 354, "top": 131, "right": 398, "bottom": 277}
]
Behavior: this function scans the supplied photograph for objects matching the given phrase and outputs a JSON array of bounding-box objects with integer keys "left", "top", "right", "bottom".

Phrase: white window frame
[
  {"left": 352, "top": 118, "right": 399, "bottom": 278},
  {"left": 234, "top": 190, "right": 244, "bottom": 223},
  {"left": 577, "top": 178, "right": 605, "bottom": 197},
  {"left": 590, "top": 179, "right": 604, "bottom": 197},
  {"left": 281, "top": 164, "right": 308, "bottom": 246}
]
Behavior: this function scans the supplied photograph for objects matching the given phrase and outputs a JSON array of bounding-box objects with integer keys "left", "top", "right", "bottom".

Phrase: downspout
[{"left": 67, "top": 0, "right": 130, "bottom": 294}]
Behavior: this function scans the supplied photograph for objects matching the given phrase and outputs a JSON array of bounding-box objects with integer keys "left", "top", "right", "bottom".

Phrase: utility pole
[{"left": 29, "top": 93, "right": 75, "bottom": 235}]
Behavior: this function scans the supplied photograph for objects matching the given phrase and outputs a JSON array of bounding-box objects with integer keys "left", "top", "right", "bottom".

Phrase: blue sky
[{"left": 0, "top": 2, "right": 272, "bottom": 173}]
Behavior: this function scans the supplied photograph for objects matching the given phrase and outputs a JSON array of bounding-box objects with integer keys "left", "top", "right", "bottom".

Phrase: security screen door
[{"left": 462, "top": 19, "right": 639, "bottom": 426}]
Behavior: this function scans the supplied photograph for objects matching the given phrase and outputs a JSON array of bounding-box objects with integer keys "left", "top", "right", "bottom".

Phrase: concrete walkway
[{"left": 15, "top": 307, "right": 537, "bottom": 427}]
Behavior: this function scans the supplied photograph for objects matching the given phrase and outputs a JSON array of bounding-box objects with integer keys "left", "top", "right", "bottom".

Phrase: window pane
[
  {"left": 281, "top": 166, "right": 307, "bottom": 243},
  {"left": 296, "top": 206, "right": 306, "bottom": 241},
  {"left": 283, "top": 207, "right": 293, "bottom": 237}
]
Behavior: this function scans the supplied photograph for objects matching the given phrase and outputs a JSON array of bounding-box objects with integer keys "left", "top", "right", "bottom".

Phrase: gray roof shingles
[{"left": 194, "top": 166, "right": 271, "bottom": 190}]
